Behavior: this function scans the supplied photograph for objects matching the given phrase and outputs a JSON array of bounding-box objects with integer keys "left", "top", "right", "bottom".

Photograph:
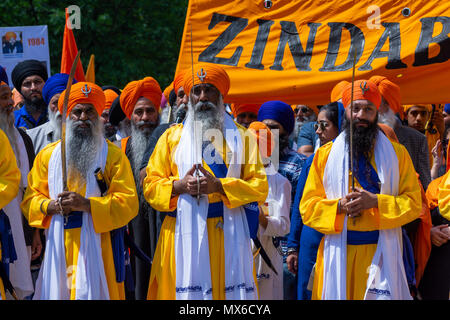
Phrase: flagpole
[
  {"left": 189, "top": 23, "right": 200, "bottom": 204},
  {"left": 350, "top": 48, "right": 357, "bottom": 192}
]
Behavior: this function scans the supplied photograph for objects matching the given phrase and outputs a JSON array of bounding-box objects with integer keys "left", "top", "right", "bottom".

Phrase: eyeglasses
[{"left": 314, "top": 121, "right": 330, "bottom": 131}]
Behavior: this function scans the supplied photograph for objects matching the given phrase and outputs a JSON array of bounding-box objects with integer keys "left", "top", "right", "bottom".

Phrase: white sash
[
  {"left": 173, "top": 112, "right": 256, "bottom": 300},
  {"left": 322, "top": 131, "right": 411, "bottom": 300},
  {"left": 33, "top": 139, "right": 110, "bottom": 300},
  {"left": 3, "top": 129, "right": 34, "bottom": 299}
]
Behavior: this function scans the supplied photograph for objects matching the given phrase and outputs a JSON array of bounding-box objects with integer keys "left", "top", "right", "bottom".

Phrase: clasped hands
[
  {"left": 172, "top": 165, "right": 224, "bottom": 197},
  {"left": 338, "top": 187, "right": 378, "bottom": 218},
  {"left": 46, "top": 191, "right": 91, "bottom": 216}
]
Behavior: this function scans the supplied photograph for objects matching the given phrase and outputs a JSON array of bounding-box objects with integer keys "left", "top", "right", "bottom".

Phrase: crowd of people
[{"left": 0, "top": 58, "right": 449, "bottom": 300}]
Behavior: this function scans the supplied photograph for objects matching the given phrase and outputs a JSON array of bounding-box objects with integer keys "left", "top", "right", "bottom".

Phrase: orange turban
[
  {"left": 163, "top": 82, "right": 173, "bottom": 102},
  {"left": 330, "top": 80, "right": 350, "bottom": 102},
  {"left": 173, "top": 70, "right": 187, "bottom": 94},
  {"left": 103, "top": 89, "right": 119, "bottom": 111},
  {"left": 248, "top": 121, "right": 274, "bottom": 158},
  {"left": 57, "top": 82, "right": 105, "bottom": 117},
  {"left": 403, "top": 104, "right": 433, "bottom": 115},
  {"left": 120, "top": 77, "right": 162, "bottom": 119},
  {"left": 183, "top": 64, "right": 230, "bottom": 98},
  {"left": 342, "top": 80, "right": 381, "bottom": 109},
  {"left": 231, "top": 103, "right": 261, "bottom": 117},
  {"left": 369, "top": 75, "right": 403, "bottom": 119},
  {"left": 12, "top": 88, "right": 23, "bottom": 107}
]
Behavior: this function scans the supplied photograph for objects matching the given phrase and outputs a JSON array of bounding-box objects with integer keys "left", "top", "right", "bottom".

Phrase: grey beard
[
  {"left": 66, "top": 117, "right": 103, "bottom": 180},
  {"left": 130, "top": 122, "right": 152, "bottom": 213},
  {"left": 48, "top": 106, "right": 61, "bottom": 141},
  {"left": 291, "top": 114, "right": 317, "bottom": 140},
  {"left": 118, "top": 118, "right": 132, "bottom": 137},
  {"left": 187, "top": 98, "right": 225, "bottom": 133},
  {"left": 130, "top": 121, "right": 151, "bottom": 180},
  {"left": 0, "top": 109, "right": 21, "bottom": 168},
  {"left": 378, "top": 108, "right": 397, "bottom": 129}
]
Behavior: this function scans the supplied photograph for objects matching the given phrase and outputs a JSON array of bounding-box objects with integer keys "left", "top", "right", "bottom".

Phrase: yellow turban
[
  {"left": 58, "top": 82, "right": 106, "bottom": 117},
  {"left": 183, "top": 64, "right": 230, "bottom": 98},
  {"left": 404, "top": 104, "right": 433, "bottom": 115},
  {"left": 120, "top": 77, "right": 162, "bottom": 119}
]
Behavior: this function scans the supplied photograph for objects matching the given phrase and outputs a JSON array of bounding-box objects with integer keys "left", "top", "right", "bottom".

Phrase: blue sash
[
  {"left": 168, "top": 144, "right": 259, "bottom": 239},
  {"left": 110, "top": 227, "right": 126, "bottom": 283},
  {"left": 63, "top": 211, "right": 126, "bottom": 283},
  {"left": 206, "top": 146, "right": 259, "bottom": 239},
  {"left": 63, "top": 211, "right": 83, "bottom": 229},
  {"left": 353, "top": 154, "right": 415, "bottom": 285},
  {"left": 0, "top": 209, "right": 17, "bottom": 277}
]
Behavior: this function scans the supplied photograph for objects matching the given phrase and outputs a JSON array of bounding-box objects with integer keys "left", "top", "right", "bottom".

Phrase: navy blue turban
[
  {"left": 444, "top": 103, "right": 450, "bottom": 114},
  {"left": 11, "top": 59, "right": 48, "bottom": 94},
  {"left": 257, "top": 100, "right": 295, "bottom": 135},
  {"left": 42, "top": 73, "right": 77, "bottom": 105},
  {"left": 0, "top": 65, "right": 8, "bottom": 85}
]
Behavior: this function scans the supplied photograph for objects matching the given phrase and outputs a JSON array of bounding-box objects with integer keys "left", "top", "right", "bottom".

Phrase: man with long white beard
[
  {"left": 11, "top": 60, "right": 48, "bottom": 129},
  {"left": 27, "top": 73, "right": 76, "bottom": 155},
  {"left": 117, "top": 76, "right": 162, "bottom": 300},
  {"left": 0, "top": 81, "right": 38, "bottom": 299},
  {"left": 300, "top": 80, "right": 421, "bottom": 300},
  {"left": 143, "top": 64, "right": 268, "bottom": 300},
  {"left": 369, "top": 76, "right": 431, "bottom": 191},
  {"left": 21, "top": 82, "right": 138, "bottom": 300}
]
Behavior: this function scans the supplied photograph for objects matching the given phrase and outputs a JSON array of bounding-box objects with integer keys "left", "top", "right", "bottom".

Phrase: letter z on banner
[{"left": 176, "top": 0, "right": 450, "bottom": 106}]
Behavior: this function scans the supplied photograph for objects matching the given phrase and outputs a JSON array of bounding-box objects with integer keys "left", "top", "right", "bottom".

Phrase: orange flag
[
  {"left": 85, "top": 54, "right": 95, "bottom": 83},
  {"left": 61, "top": 9, "right": 85, "bottom": 82}
]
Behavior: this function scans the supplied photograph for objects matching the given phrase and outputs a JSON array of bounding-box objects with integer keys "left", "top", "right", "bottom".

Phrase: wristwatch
[{"left": 286, "top": 247, "right": 298, "bottom": 255}]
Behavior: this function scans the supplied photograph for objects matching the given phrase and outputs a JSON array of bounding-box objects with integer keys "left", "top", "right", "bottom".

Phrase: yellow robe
[
  {"left": 300, "top": 140, "right": 422, "bottom": 300},
  {"left": 437, "top": 170, "right": 450, "bottom": 221},
  {"left": 0, "top": 129, "right": 21, "bottom": 299},
  {"left": 21, "top": 140, "right": 138, "bottom": 300},
  {"left": 143, "top": 123, "right": 268, "bottom": 300}
]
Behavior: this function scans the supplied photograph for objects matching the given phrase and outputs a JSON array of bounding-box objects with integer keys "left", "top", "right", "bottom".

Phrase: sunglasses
[
  {"left": 296, "top": 107, "right": 310, "bottom": 114},
  {"left": 314, "top": 121, "right": 330, "bottom": 131}
]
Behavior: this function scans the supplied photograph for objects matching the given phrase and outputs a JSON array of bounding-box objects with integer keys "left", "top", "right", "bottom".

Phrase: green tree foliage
[{"left": 0, "top": 0, "right": 189, "bottom": 90}]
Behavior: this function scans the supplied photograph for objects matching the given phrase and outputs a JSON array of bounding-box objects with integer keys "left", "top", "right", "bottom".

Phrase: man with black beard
[
  {"left": 11, "top": 60, "right": 48, "bottom": 129},
  {"left": 0, "top": 80, "right": 37, "bottom": 299},
  {"left": 300, "top": 80, "right": 421, "bottom": 300},
  {"left": 257, "top": 100, "right": 307, "bottom": 300},
  {"left": 21, "top": 82, "right": 138, "bottom": 300},
  {"left": 117, "top": 76, "right": 162, "bottom": 300}
]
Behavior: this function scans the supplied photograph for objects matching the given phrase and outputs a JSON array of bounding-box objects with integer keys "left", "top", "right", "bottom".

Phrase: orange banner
[{"left": 176, "top": 0, "right": 450, "bottom": 106}]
